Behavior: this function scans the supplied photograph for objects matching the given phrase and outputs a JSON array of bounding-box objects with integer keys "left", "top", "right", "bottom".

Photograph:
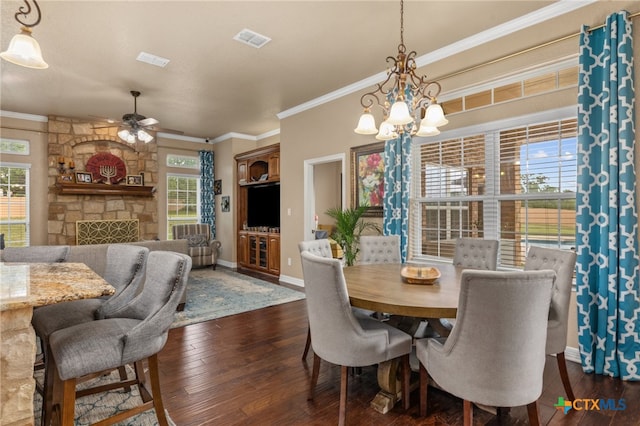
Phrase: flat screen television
[{"left": 247, "top": 183, "right": 280, "bottom": 228}]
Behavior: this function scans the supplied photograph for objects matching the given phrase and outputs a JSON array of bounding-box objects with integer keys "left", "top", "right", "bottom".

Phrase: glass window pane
[
  {"left": 524, "top": 73, "right": 556, "bottom": 96},
  {"left": 464, "top": 90, "right": 492, "bottom": 110},
  {"left": 494, "top": 82, "right": 522, "bottom": 103}
]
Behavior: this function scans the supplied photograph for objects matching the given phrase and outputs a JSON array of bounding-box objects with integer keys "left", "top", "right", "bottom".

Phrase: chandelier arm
[{"left": 14, "top": 0, "right": 42, "bottom": 28}]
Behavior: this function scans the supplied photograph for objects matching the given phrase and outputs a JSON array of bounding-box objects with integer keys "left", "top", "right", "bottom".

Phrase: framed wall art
[
  {"left": 214, "top": 179, "right": 222, "bottom": 195},
  {"left": 221, "top": 196, "right": 230, "bottom": 212},
  {"left": 351, "top": 141, "right": 385, "bottom": 217}
]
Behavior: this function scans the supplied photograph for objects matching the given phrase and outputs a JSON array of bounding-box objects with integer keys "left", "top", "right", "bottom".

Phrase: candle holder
[{"left": 57, "top": 158, "right": 76, "bottom": 181}]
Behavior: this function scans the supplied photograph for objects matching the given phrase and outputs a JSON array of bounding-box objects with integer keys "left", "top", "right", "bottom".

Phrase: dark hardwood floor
[{"left": 159, "top": 297, "right": 639, "bottom": 426}]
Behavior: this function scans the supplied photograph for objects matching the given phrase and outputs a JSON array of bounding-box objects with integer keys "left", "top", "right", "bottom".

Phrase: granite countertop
[{"left": 0, "top": 262, "right": 115, "bottom": 311}]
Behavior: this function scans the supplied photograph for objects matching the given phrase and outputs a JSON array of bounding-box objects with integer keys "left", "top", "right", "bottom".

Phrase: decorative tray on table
[{"left": 400, "top": 265, "right": 441, "bottom": 285}]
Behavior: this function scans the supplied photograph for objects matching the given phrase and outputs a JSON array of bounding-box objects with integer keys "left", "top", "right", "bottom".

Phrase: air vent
[
  {"left": 233, "top": 29, "right": 271, "bottom": 49},
  {"left": 136, "top": 52, "right": 170, "bottom": 68}
]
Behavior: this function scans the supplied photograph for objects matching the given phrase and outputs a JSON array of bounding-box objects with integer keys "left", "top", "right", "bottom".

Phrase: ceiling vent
[
  {"left": 136, "top": 52, "right": 170, "bottom": 68},
  {"left": 233, "top": 29, "right": 271, "bottom": 49}
]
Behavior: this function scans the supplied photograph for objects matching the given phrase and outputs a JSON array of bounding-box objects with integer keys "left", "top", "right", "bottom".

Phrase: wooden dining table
[
  {"left": 342, "top": 262, "right": 464, "bottom": 414},
  {"left": 0, "top": 262, "right": 114, "bottom": 426}
]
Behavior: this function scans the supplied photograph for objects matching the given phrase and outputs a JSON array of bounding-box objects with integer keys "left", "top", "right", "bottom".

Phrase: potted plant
[{"left": 326, "top": 205, "right": 381, "bottom": 266}]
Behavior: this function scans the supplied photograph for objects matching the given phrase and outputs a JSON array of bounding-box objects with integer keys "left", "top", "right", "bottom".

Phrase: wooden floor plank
[{"left": 158, "top": 297, "right": 638, "bottom": 425}]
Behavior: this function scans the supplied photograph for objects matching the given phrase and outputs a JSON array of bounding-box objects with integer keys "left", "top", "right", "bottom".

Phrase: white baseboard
[
  {"left": 217, "top": 259, "right": 235, "bottom": 269},
  {"left": 564, "top": 346, "right": 581, "bottom": 364},
  {"left": 279, "top": 274, "right": 304, "bottom": 288}
]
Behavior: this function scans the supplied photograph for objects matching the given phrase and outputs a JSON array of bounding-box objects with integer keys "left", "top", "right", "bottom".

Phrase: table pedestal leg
[{"left": 370, "top": 359, "right": 400, "bottom": 414}]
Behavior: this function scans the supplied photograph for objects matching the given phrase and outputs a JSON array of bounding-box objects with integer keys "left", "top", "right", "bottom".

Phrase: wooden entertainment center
[{"left": 235, "top": 144, "right": 280, "bottom": 278}]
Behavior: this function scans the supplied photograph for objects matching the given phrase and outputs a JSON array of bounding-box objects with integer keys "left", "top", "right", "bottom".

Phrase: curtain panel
[
  {"left": 383, "top": 133, "right": 411, "bottom": 263},
  {"left": 576, "top": 11, "right": 639, "bottom": 380},
  {"left": 199, "top": 150, "right": 216, "bottom": 237}
]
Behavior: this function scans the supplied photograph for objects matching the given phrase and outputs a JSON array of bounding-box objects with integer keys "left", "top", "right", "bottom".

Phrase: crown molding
[
  {"left": 277, "top": 0, "right": 596, "bottom": 120},
  {"left": 157, "top": 132, "right": 207, "bottom": 143},
  {"left": 1, "top": 110, "right": 48, "bottom": 122}
]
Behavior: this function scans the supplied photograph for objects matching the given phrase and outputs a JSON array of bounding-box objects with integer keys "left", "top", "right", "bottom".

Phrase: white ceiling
[{"left": 1, "top": 1, "right": 586, "bottom": 141}]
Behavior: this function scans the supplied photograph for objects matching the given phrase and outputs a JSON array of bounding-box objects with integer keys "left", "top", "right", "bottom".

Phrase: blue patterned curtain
[
  {"left": 576, "top": 11, "right": 639, "bottom": 380},
  {"left": 383, "top": 132, "right": 411, "bottom": 262},
  {"left": 199, "top": 150, "right": 216, "bottom": 237}
]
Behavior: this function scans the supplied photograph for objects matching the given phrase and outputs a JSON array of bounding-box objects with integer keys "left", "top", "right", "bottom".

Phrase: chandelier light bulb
[
  {"left": 354, "top": 111, "right": 378, "bottom": 135},
  {"left": 0, "top": 28, "right": 48, "bottom": 69},
  {"left": 423, "top": 103, "right": 449, "bottom": 128},
  {"left": 386, "top": 100, "right": 413, "bottom": 125},
  {"left": 138, "top": 129, "right": 154, "bottom": 143},
  {"left": 415, "top": 121, "right": 441, "bottom": 137},
  {"left": 375, "top": 121, "right": 399, "bottom": 141}
]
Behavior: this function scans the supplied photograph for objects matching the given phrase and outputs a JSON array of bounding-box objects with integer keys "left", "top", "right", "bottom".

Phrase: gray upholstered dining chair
[
  {"left": 452, "top": 237, "right": 499, "bottom": 270},
  {"left": 298, "top": 239, "right": 335, "bottom": 360},
  {"left": 525, "top": 245, "right": 577, "bottom": 401},
  {"left": 47, "top": 251, "right": 192, "bottom": 426},
  {"left": 358, "top": 235, "right": 401, "bottom": 264},
  {"left": 300, "top": 250, "right": 413, "bottom": 426},
  {"left": 416, "top": 269, "right": 556, "bottom": 425},
  {"left": 0, "top": 245, "right": 70, "bottom": 262},
  {"left": 32, "top": 244, "right": 149, "bottom": 426}
]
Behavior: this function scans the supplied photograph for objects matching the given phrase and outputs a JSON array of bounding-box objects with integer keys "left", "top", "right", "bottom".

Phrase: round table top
[{"left": 342, "top": 262, "right": 463, "bottom": 318}]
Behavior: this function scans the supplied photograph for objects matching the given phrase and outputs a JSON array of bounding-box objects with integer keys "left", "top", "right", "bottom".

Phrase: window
[
  {"left": 0, "top": 165, "right": 30, "bottom": 247},
  {"left": 411, "top": 114, "right": 577, "bottom": 268},
  {"left": 167, "top": 154, "right": 200, "bottom": 169},
  {"left": 0, "top": 138, "right": 30, "bottom": 155},
  {"left": 167, "top": 174, "right": 200, "bottom": 239}
]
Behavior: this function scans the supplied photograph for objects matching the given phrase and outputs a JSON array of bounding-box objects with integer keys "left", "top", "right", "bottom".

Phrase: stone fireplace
[{"left": 47, "top": 116, "right": 159, "bottom": 244}]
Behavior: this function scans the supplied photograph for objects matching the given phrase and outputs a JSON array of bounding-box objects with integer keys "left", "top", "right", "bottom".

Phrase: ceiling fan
[{"left": 93, "top": 90, "right": 182, "bottom": 143}]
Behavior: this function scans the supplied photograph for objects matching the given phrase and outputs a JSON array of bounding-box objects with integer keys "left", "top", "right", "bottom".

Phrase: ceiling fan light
[
  {"left": 354, "top": 111, "right": 378, "bottom": 135},
  {"left": 422, "top": 103, "right": 448, "bottom": 128},
  {"left": 0, "top": 28, "right": 48, "bottom": 69},
  {"left": 386, "top": 100, "right": 413, "bottom": 125},
  {"left": 118, "top": 129, "right": 136, "bottom": 143},
  {"left": 137, "top": 129, "right": 154, "bottom": 143}
]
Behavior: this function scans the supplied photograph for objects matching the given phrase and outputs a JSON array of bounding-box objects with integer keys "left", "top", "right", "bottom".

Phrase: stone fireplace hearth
[{"left": 47, "top": 116, "right": 159, "bottom": 244}]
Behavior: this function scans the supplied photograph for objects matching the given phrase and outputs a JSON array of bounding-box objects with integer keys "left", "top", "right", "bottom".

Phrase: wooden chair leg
[
  {"left": 556, "top": 352, "right": 575, "bottom": 401},
  {"left": 58, "top": 375, "right": 77, "bottom": 426},
  {"left": 308, "top": 353, "right": 321, "bottom": 400},
  {"left": 302, "top": 325, "right": 311, "bottom": 360},
  {"left": 402, "top": 354, "right": 410, "bottom": 410},
  {"left": 527, "top": 401, "right": 541, "bottom": 426},
  {"left": 148, "top": 354, "right": 169, "bottom": 426},
  {"left": 419, "top": 364, "right": 428, "bottom": 417},
  {"left": 134, "top": 360, "right": 152, "bottom": 402},
  {"left": 339, "top": 365, "right": 348, "bottom": 426},
  {"left": 463, "top": 400, "right": 473, "bottom": 426}
]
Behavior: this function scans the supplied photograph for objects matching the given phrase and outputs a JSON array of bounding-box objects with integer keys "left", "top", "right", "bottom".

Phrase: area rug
[
  {"left": 172, "top": 268, "right": 305, "bottom": 328},
  {"left": 33, "top": 366, "right": 176, "bottom": 426}
]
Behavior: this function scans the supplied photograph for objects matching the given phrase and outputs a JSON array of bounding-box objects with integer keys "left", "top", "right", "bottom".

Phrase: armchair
[{"left": 172, "top": 224, "right": 221, "bottom": 269}]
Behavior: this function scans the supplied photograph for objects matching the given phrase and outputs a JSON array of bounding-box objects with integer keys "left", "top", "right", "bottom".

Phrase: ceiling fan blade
[{"left": 138, "top": 117, "right": 159, "bottom": 127}]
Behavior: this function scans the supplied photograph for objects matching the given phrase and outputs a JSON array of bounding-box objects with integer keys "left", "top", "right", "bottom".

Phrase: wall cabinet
[{"left": 235, "top": 144, "right": 280, "bottom": 278}]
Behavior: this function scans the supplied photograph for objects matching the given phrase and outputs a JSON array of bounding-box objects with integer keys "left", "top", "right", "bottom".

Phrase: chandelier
[
  {"left": 0, "top": 0, "right": 48, "bottom": 69},
  {"left": 354, "top": 0, "right": 447, "bottom": 140}
]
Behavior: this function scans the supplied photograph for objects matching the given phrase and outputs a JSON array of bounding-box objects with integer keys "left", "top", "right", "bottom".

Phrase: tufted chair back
[
  {"left": 298, "top": 239, "right": 333, "bottom": 259},
  {"left": 358, "top": 235, "right": 401, "bottom": 264},
  {"left": 452, "top": 238, "right": 499, "bottom": 270},
  {"left": 524, "top": 246, "right": 577, "bottom": 354}
]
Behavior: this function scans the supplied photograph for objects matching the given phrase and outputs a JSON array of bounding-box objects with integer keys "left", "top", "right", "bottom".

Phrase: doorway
[{"left": 303, "top": 154, "right": 346, "bottom": 241}]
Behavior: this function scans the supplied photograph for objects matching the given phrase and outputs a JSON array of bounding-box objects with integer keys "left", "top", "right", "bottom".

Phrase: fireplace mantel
[{"left": 54, "top": 182, "right": 155, "bottom": 197}]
